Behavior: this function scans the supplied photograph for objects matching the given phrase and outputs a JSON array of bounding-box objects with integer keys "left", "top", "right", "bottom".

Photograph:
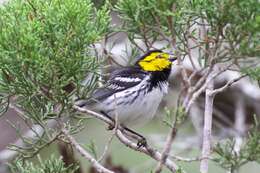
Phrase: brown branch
[
  {"left": 98, "top": 134, "right": 115, "bottom": 162},
  {"left": 154, "top": 127, "right": 177, "bottom": 173},
  {"left": 210, "top": 74, "right": 247, "bottom": 95},
  {"left": 199, "top": 74, "right": 246, "bottom": 173},
  {"left": 185, "top": 63, "right": 234, "bottom": 113},
  {"left": 73, "top": 105, "right": 183, "bottom": 173},
  {"left": 62, "top": 129, "right": 114, "bottom": 173},
  {"left": 73, "top": 105, "right": 112, "bottom": 125},
  {"left": 199, "top": 77, "right": 214, "bottom": 173},
  {"left": 141, "top": 23, "right": 151, "bottom": 50},
  {"left": 191, "top": 66, "right": 214, "bottom": 93},
  {"left": 233, "top": 97, "right": 246, "bottom": 155},
  {"left": 183, "top": 28, "right": 197, "bottom": 70},
  {"left": 115, "top": 130, "right": 180, "bottom": 173},
  {"left": 129, "top": 38, "right": 146, "bottom": 53},
  {"left": 0, "top": 104, "right": 58, "bottom": 162},
  {"left": 171, "top": 155, "right": 212, "bottom": 162},
  {"left": 58, "top": 141, "right": 83, "bottom": 173}
]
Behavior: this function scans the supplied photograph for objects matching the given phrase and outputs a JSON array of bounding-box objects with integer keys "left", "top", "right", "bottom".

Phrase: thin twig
[
  {"left": 154, "top": 127, "right": 177, "bottom": 173},
  {"left": 191, "top": 66, "right": 214, "bottom": 93},
  {"left": 73, "top": 105, "right": 112, "bottom": 125},
  {"left": 155, "top": 104, "right": 180, "bottom": 173},
  {"left": 210, "top": 74, "right": 247, "bottom": 95},
  {"left": 0, "top": 120, "right": 57, "bottom": 162},
  {"left": 97, "top": 134, "right": 115, "bottom": 162},
  {"left": 62, "top": 129, "right": 114, "bottom": 173},
  {"left": 183, "top": 27, "right": 197, "bottom": 70},
  {"left": 98, "top": 96, "right": 119, "bottom": 162},
  {"left": 171, "top": 155, "right": 212, "bottom": 162},
  {"left": 129, "top": 38, "right": 146, "bottom": 52},
  {"left": 185, "top": 64, "right": 234, "bottom": 113}
]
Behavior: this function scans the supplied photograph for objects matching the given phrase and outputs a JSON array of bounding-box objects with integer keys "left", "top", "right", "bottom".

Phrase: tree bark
[{"left": 200, "top": 79, "right": 214, "bottom": 173}]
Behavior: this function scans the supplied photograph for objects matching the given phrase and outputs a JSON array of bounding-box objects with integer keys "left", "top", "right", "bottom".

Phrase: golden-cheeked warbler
[{"left": 76, "top": 50, "right": 177, "bottom": 147}]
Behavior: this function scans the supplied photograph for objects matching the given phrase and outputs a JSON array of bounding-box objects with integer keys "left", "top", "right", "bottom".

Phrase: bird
[{"left": 76, "top": 50, "right": 177, "bottom": 147}]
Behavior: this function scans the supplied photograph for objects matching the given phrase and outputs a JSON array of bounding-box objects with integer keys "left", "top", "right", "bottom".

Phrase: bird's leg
[
  {"left": 100, "top": 111, "right": 147, "bottom": 148},
  {"left": 100, "top": 111, "right": 115, "bottom": 130},
  {"left": 121, "top": 126, "right": 147, "bottom": 148}
]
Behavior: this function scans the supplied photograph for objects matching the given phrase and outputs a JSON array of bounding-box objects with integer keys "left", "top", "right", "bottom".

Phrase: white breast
[{"left": 96, "top": 77, "right": 168, "bottom": 126}]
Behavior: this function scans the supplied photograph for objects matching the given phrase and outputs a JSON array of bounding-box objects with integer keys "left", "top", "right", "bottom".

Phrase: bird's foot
[
  {"left": 137, "top": 137, "right": 147, "bottom": 148},
  {"left": 106, "top": 124, "right": 115, "bottom": 130}
]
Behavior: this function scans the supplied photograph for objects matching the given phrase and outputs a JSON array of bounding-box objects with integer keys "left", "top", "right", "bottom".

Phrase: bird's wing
[{"left": 77, "top": 67, "right": 148, "bottom": 107}]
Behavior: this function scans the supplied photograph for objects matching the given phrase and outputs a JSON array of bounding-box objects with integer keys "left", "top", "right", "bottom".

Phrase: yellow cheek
[
  {"left": 139, "top": 59, "right": 171, "bottom": 71},
  {"left": 139, "top": 62, "right": 156, "bottom": 71},
  {"left": 155, "top": 59, "right": 171, "bottom": 69}
]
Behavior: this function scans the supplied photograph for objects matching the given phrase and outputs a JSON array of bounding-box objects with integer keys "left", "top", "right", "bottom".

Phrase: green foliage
[
  {"left": 0, "top": 0, "right": 259, "bottom": 172},
  {"left": 191, "top": 0, "right": 260, "bottom": 57},
  {"left": 0, "top": 0, "right": 110, "bottom": 108},
  {"left": 163, "top": 106, "right": 185, "bottom": 128},
  {"left": 176, "top": 168, "right": 185, "bottom": 173},
  {"left": 115, "top": 0, "right": 191, "bottom": 48},
  {"left": 84, "top": 140, "right": 98, "bottom": 160},
  {"left": 214, "top": 139, "right": 243, "bottom": 171},
  {"left": 0, "top": 93, "right": 9, "bottom": 116},
  {"left": 242, "top": 67, "right": 260, "bottom": 84},
  {"left": 0, "top": 0, "right": 110, "bottom": 160},
  {"left": 242, "top": 116, "right": 260, "bottom": 163},
  {"left": 0, "top": 0, "right": 110, "bottom": 119},
  {"left": 93, "top": 0, "right": 118, "bottom": 9},
  {"left": 115, "top": 0, "right": 259, "bottom": 65},
  {"left": 213, "top": 116, "right": 260, "bottom": 172},
  {"left": 9, "top": 155, "right": 79, "bottom": 173}
]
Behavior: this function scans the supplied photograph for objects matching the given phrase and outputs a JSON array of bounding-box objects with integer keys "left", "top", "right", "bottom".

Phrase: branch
[
  {"left": 185, "top": 72, "right": 246, "bottom": 173},
  {"left": 115, "top": 130, "right": 180, "bottom": 173},
  {"left": 73, "top": 105, "right": 112, "bottom": 125},
  {"left": 154, "top": 127, "right": 177, "bottom": 173},
  {"left": 233, "top": 97, "right": 246, "bottom": 155},
  {"left": 73, "top": 105, "right": 183, "bottom": 173},
  {"left": 200, "top": 77, "right": 214, "bottom": 173},
  {"left": 98, "top": 133, "right": 115, "bottom": 162},
  {"left": 171, "top": 155, "right": 212, "bottom": 162},
  {"left": 210, "top": 74, "right": 247, "bottom": 95},
  {"left": 185, "top": 63, "right": 233, "bottom": 113},
  {"left": 62, "top": 129, "right": 115, "bottom": 173},
  {"left": 0, "top": 105, "right": 57, "bottom": 162}
]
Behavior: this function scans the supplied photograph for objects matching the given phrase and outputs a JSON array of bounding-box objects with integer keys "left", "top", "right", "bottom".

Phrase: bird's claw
[
  {"left": 137, "top": 138, "right": 147, "bottom": 148},
  {"left": 106, "top": 124, "right": 115, "bottom": 130}
]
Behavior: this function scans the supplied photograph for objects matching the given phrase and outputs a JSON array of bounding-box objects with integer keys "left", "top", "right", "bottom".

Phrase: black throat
[{"left": 148, "top": 67, "right": 171, "bottom": 91}]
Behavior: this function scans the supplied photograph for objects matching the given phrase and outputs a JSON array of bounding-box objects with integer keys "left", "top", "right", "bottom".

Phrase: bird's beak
[{"left": 169, "top": 55, "right": 177, "bottom": 62}]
